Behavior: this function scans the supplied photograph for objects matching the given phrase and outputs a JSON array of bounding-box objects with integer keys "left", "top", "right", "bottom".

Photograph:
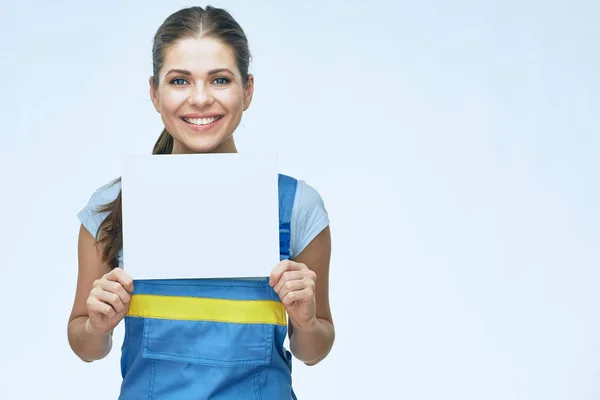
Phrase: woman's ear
[
  {"left": 243, "top": 74, "right": 255, "bottom": 111},
  {"left": 149, "top": 76, "right": 160, "bottom": 113}
]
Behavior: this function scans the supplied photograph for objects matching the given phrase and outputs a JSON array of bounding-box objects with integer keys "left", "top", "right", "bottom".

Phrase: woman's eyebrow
[
  {"left": 165, "top": 69, "right": 192, "bottom": 76},
  {"left": 207, "top": 68, "right": 234, "bottom": 75},
  {"left": 165, "top": 68, "right": 235, "bottom": 77}
]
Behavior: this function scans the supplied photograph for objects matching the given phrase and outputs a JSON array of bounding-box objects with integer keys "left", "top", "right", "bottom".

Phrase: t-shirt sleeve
[
  {"left": 290, "top": 180, "right": 330, "bottom": 259},
  {"left": 77, "top": 179, "right": 121, "bottom": 239}
]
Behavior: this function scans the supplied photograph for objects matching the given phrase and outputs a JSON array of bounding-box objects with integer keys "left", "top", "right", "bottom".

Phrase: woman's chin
[{"left": 173, "top": 136, "right": 232, "bottom": 154}]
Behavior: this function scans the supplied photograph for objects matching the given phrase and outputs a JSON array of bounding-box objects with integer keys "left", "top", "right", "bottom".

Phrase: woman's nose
[{"left": 188, "top": 84, "right": 213, "bottom": 107}]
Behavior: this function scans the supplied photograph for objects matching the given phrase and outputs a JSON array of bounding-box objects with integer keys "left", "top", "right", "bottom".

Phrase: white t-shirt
[{"left": 77, "top": 178, "right": 330, "bottom": 267}]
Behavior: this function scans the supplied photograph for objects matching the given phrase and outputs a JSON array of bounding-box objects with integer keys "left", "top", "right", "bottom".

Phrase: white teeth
[{"left": 184, "top": 116, "right": 220, "bottom": 125}]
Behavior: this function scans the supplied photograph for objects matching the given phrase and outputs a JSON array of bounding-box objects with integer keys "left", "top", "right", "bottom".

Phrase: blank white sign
[{"left": 120, "top": 152, "right": 280, "bottom": 280}]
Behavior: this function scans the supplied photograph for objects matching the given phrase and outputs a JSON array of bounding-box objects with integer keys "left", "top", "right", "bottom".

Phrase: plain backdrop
[{"left": 1, "top": 0, "right": 599, "bottom": 399}]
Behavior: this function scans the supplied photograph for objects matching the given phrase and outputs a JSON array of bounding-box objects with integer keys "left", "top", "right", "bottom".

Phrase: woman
[{"left": 67, "top": 6, "right": 334, "bottom": 399}]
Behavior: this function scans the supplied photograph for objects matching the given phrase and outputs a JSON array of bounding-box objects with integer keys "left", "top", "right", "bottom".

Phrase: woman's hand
[
  {"left": 85, "top": 268, "right": 134, "bottom": 336},
  {"left": 269, "top": 260, "right": 317, "bottom": 331}
]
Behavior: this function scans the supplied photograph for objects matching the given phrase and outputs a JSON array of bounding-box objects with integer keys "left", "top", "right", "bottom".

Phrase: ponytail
[{"left": 152, "top": 127, "right": 174, "bottom": 155}]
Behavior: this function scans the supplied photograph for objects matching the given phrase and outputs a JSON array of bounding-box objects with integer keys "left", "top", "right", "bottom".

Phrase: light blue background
[{"left": 1, "top": 1, "right": 598, "bottom": 399}]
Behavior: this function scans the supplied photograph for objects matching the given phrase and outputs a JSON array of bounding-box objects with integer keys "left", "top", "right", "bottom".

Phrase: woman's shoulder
[
  {"left": 91, "top": 178, "right": 121, "bottom": 202},
  {"left": 293, "top": 179, "right": 325, "bottom": 207},
  {"left": 77, "top": 178, "right": 121, "bottom": 238},
  {"left": 289, "top": 179, "right": 330, "bottom": 259}
]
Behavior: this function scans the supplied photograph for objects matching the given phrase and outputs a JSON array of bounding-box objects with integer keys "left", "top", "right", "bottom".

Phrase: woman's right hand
[{"left": 85, "top": 268, "right": 134, "bottom": 336}]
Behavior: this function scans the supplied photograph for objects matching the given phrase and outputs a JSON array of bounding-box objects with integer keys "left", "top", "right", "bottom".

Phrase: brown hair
[{"left": 95, "top": 6, "right": 252, "bottom": 269}]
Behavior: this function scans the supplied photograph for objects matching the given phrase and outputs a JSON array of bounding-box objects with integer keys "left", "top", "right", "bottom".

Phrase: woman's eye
[
  {"left": 214, "top": 77, "right": 229, "bottom": 85},
  {"left": 171, "top": 78, "right": 187, "bottom": 85}
]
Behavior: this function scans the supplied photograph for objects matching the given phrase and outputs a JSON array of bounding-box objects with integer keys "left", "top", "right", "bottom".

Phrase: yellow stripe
[{"left": 127, "top": 294, "right": 287, "bottom": 326}]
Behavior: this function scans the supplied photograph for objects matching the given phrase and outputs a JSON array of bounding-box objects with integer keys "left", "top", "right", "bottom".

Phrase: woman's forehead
[{"left": 162, "top": 37, "right": 238, "bottom": 74}]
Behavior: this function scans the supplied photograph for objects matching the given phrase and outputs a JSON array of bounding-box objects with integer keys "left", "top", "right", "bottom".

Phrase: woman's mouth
[{"left": 181, "top": 116, "right": 222, "bottom": 129}]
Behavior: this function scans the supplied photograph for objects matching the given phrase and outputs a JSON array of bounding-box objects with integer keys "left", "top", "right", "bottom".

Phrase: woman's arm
[
  {"left": 67, "top": 225, "right": 114, "bottom": 362},
  {"left": 288, "top": 226, "right": 335, "bottom": 366}
]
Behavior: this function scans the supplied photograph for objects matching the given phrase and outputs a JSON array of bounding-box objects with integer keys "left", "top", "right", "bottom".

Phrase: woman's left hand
[{"left": 269, "top": 260, "right": 317, "bottom": 331}]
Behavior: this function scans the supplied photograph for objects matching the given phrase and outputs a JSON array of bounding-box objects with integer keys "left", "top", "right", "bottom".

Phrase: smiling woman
[
  {"left": 66, "top": 5, "right": 334, "bottom": 400},
  {"left": 150, "top": 37, "right": 253, "bottom": 154}
]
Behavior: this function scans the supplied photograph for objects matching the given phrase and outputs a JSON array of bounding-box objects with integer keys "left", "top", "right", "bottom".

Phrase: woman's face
[{"left": 150, "top": 37, "right": 253, "bottom": 154}]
